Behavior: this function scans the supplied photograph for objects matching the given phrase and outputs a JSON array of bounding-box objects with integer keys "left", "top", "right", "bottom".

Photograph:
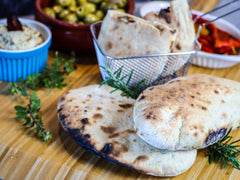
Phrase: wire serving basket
[{"left": 90, "top": 22, "right": 201, "bottom": 88}]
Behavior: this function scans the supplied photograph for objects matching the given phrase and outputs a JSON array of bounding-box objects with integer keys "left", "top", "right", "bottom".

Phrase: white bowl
[{"left": 192, "top": 10, "right": 240, "bottom": 68}]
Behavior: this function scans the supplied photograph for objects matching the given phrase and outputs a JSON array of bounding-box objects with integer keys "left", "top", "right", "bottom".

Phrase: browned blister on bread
[
  {"left": 57, "top": 85, "right": 197, "bottom": 177},
  {"left": 134, "top": 74, "right": 240, "bottom": 150}
]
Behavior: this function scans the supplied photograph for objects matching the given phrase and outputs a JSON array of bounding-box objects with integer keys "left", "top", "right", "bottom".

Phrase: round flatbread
[
  {"left": 57, "top": 85, "right": 197, "bottom": 177},
  {"left": 134, "top": 74, "right": 240, "bottom": 151}
]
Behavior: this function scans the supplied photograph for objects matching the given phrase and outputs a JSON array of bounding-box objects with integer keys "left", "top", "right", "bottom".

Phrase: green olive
[
  {"left": 56, "top": 0, "right": 74, "bottom": 7},
  {"left": 75, "top": 6, "right": 86, "bottom": 18},
  {"left": 58, "top": 9, "right": 70, "bottom": 19},
  {"left": 115, "top": 8, "right": 125, "bottom": 13},
  {"left": 77, "top": 0, "right": 87, "bottom": 5},
  {"left": 87, "top": 0, "right": 103, "bottom": 4},
  {"left": 52, "top": 5, "right": 62, "bottom": 14},
  {"left": 64, "top": 13, "right": 78, "bottom": 23},
  {"left": 95, "top": 10, "right": 104, "bottom": 19},
  {"left": 78, "top": 21, "right": 85, "bottom": 24},
  {"left": 43, "top": 7, "right": 56, "bottom": 18},
  {"left": 69, "top": 0, "right": 77, "bottom": 6},
  {"left": 106, "top": 0, "right": 127, "bottom": 8},
  {"left": 100, "top": 2, "right": 118, "bottom": 14},
  {"left": 84, "top": 13, "right": 100, "bottom": 24},
  {"left": 68, "top": 5, "right": 78, "bottom": 12},
  {"left": 82, "top": 3, "right": 96, "bottom": 14}
]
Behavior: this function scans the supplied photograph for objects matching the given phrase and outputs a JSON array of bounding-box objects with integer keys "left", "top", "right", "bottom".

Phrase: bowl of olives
[{"left": 35, "top": 0, "right": 135, "bottom": 53}]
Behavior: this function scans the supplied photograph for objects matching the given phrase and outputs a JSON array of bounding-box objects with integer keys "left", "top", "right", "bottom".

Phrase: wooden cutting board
[{"left": 1, "top": 0, "right": 240, "bottom": 179}]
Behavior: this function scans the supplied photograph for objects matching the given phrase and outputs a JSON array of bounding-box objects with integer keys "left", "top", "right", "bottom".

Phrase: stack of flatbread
[
  {"left": 97, "top": 0, "right": 195, "bottom": 84},
  {"left": 97, "top": 10, "right": 177, "bottom": 87},
  {"left": 57, "top": 73, "right": 240, "bottom": 177}
]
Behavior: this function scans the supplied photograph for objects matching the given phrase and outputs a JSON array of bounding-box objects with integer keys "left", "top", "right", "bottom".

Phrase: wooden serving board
[{"left": 1, "top": 0, "right": 240, "bottom": 179}]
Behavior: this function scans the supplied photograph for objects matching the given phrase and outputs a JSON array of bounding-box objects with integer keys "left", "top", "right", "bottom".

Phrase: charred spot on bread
[
  {"left": 119, "top": 16, "right": 136, "bottom": 23},
  {"left": 138, "top": 95, "right": 146, "bottom": 101},
  {"left": 158, "top": 7, "right": 172, "bottom": 24},
  {"left": 134, "top": 155, "right": 149, "bottom": 163},
  {"left": 176, "top": 44, "right": 181, "bottom": 50},
  {"left": 101, "top": 125, "right": 116, "bottom": 134},
  {"left": 205, "top": 128, "right": 228, "bottom": 145},
  {"left": 96, "top": 107, "right": 102, "bottom": 111},
  {"left": 81, "top": 118, "right": 89, "bottom": 125},
  {"left": 68, "top": 128, "right": 80, "bottom": 136},
  {"left": 119, "top": 104, "right": 133, "bottom": 109},
  {"left": 93, "top": 113, "right": 103, "bottom": 119},
  {"left": 57, "top": 108, "right": 62, "bottom": 113},
  {"left": 201, "top": 106, "right": 207, "bottom": 110},
  {"left": 101, "top": 143, "right": 112, "bottom": 156},
  {"left": 59, "top": 96, "right": 65, "bottom": 102},
  {"left": 106, "top": 41, "right": 113, "bottom": 50},
  {"left": 109, "top": 132, "right": 119, "bottom": 139},
  {"left": 59, "top": 113, "right": 67, "bottom": 122}
]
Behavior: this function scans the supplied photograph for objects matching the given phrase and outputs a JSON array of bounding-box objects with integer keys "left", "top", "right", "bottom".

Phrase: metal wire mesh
[{"left": 91, "top": 22, "right": 200, "bottom": 88}]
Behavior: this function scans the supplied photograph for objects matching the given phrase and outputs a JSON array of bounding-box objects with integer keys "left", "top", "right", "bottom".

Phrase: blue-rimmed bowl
[{"left": 0, "top": 18, "right": 52, "bottom": 82}]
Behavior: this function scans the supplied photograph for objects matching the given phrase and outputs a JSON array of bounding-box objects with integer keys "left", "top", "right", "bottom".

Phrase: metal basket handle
[{"left": 194, "top": 0, "right": 240, "bottom": 40}]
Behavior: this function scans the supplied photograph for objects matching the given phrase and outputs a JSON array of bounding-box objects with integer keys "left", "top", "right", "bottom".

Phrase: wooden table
[{"left": 1, "top": 0, "right": 240, "bottom": 179}]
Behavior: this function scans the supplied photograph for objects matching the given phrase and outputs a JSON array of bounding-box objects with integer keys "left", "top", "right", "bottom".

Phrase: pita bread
[
  {"left": 134, "top": 74, "right": 240, "bottom": 151},
  {"left": 97, "top": 10, "right": 178, "bottom": 87},
  {"left": 57, "top": 85, "right": 197, "bottom": 177},
  {"left": 98, "top": 10, "right": 176, "bottom": 57},
  {"left": 143, "top": 0, "right": 195, "bottom": 77}
]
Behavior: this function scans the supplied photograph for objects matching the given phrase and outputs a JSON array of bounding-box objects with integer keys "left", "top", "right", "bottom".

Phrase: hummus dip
[{"left": 0, "top": 24, "right": 44, "bottom": 50}]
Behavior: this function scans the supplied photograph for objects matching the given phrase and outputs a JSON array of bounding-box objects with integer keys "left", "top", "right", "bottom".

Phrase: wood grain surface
[{"left": 1, "top": 0, "right": 240, "bottom": 179}]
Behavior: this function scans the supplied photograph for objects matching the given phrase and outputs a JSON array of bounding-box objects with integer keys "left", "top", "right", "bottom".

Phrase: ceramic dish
[
  {"left": 35, "top": 0, "right": 135, "bottom": 53},
  {"left": 0, "top": 18, "right": 52, "bottom": 82},
  {"left": 192, "top": 10, "right": 240, "bottom": 69},
  {"left": 139, "top": 2, "right": 240, "bottom": 69}
]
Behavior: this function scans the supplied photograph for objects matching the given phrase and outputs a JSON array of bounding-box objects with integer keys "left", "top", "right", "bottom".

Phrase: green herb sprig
[
  {"left": 15, "top": 93, "right": 52, "bottom": 141},
  {"left": 10, "top": 51, "right": 76, "bottom": 92},
  {"left": 100, "top": 66, "right": 147, "bottom": 99},
  {"left": 207, "top": 129, "right": 240, "bottom": 170},
  {"left": 9, "top": 52, "right": 76, "bottom": 141}
]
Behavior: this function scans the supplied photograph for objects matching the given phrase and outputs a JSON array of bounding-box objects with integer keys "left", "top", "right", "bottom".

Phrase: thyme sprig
[
  {"left": 10, "top": 51, "right": 76, "bottom": 93},
  {"left": 100, "top": 66, "right": 146, "bottom": 99},
  {"left": 15, "top": 93, "right": 52, "bottom": 141},
  {"left": 207, "top": 129, "right": 240, "bottom": 170},
  {"left": 9, "top": 51, "right": 76, "bottom": 141}
]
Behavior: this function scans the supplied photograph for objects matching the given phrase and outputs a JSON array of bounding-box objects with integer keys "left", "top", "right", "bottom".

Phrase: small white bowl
[{"left": 192, "top": 10, "right": 240, "bottom": 69}]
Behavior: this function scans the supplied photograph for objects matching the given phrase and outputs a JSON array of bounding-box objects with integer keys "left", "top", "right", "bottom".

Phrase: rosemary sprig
[
  {"left": 207, "top": 129, "right": 240, "bottom": 170},
  {"left": 100, "top": 66, "right": 146, "bottom": 99},
  {"left": 15, "top": 93, "right": 52, "bottom": 141}
]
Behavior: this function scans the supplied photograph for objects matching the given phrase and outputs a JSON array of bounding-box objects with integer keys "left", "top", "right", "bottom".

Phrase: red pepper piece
[
  {"left": 216, "top": 46, "right": 233, "bottom": 55},
  {"left": 206, "top": 23, "right": 218, "bottom": 39},
  {"left": 215, "top": 39, "right": 240, "bottom": 48}
]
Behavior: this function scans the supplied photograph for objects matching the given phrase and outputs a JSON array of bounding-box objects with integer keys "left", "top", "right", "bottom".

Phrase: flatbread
[
  {"left": 97, "top": 10, "right": 177, "bottom": 87},
  {"left": 98, "top": 10, "right": 176, "bottom": 57},
  {"left": 57, "top": 85, "right": 197, "bottom": 177},
  {"left": 143, "top": 0, "right": 195, "bottom": 77},
  {"left": 134, "top": 74, "right": 240, "bottom": 151}
]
